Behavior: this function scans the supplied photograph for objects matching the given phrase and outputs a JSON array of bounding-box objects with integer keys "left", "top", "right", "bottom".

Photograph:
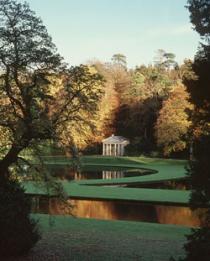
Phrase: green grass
[
  {"left": 24, "top": 156, "right": 189, "bottom": 205},
  {"left": 25, "top": 181, "right": 190, "bottom": 205},
  {"left": 40, "top": 155, "right": 188, "bottom": 184},
  {"left": 18, "top": 156, "right": 191, "bottom": 260},
  {"left": 9, "top": 214, "right": 190, "bottom": 261}
]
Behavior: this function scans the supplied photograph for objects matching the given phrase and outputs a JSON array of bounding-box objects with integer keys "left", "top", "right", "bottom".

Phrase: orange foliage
[{"left": 156, "top": 83, "right": 194, "bottom": 155}]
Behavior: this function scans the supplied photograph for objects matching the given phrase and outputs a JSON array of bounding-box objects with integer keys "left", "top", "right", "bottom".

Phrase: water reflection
[
  {"left": 46, "top": 165, "right": 148, "bottom": 181},
  {"left": 31, "top": 197, "right": 207, "bottom": 227},
  {"left": 102, "top": 171, "right": 124, "bottom": 179},
  {"left": 126, "top": 179, "right": 191, "bottom": 190}
]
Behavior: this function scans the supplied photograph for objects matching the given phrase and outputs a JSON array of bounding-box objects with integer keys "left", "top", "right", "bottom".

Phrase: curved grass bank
[
  {"left": 20, "top": 157, "right": 191, "bottom": 260},
  {"left": 24, "top": 156, "right": 190, "bottom": 206}
]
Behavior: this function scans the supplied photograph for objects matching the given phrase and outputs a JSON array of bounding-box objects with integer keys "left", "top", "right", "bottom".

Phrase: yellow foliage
[{"left": 156, "top": 83, "right": 194, "bottom": 155}]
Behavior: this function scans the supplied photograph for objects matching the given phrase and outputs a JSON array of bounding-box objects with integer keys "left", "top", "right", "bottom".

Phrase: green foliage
[
  {"left": 125, "top": 137, "right": 156, "bottom": 156},
  {"left": 0, "top": 0, "right": 102, "bottom": 170},
  {"left": 86, "top": 55, "right": 192, "bottom": 158},
  {"left": 154, "top": 49, "right": 177, "bottom": 69},
  {"left": 188, "top": 135, "right": 210, "bottom": 213},
  {"left": 0, "top": 0, "right": 64, "bottom": 173},
  {"left": 179, "top": 228, "right": 210, "bottom": 261},
  {"left": 0, "top": 0, "right": 103, "bottom": 257},
  {"left": 111, "top": 53, "right": 127, "bottom": 69},
  {"left": 186, "top": 1, "right": 210, "bottom": 125},
  {"left": 176, "top": 2, "right": 210, "bottom": 260},
  {"left": 0, "top": 178, "right": 40, "bottom": 257},
  {"left": 180, "top": 136, "right": 210, "bottom": 260},
  {"left": 114, "top": 64, "right": 178, "bottom": 155},
  {"left": 187, "top": 0, "right": 210, "bottom": 39}
]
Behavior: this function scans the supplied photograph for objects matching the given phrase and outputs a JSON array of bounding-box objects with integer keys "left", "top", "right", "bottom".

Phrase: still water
[
  {"left": 125, "top": 179, "right": 191, "bottom": 190},
  {"left": 30, "top": 166, "right": 204, "bottom": 227},
  {"left": 31, "top": 196, "right": 206, "bottom": 227},
  {"left": 46, "top": 164, "right": 152, "bottom": 180}
]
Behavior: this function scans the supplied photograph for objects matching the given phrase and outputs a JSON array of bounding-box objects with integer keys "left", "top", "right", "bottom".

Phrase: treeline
[{"left": 72, "top": 50, "right": 195, "bottom": 158}]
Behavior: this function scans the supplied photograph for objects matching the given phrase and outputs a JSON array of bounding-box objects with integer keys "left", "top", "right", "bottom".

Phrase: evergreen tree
[{"left": 178, "top": 1, "right": 210, "bottom": 260}]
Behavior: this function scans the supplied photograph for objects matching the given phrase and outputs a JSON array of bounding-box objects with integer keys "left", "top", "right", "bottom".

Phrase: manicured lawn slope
[
  {"left": 9, "top": 214, "right": 190, "bottom": 261},
  {"left": 24, "top": 156, "right": 189, "bottom": 205},
  {"left": 17, "top": 157, "right": 191, "bottom": 260},
  {"left": 25, "top": 181, "right": 190, "bottom": 205},
  {"left": 40, "top": 155, "right": 188, "bottom": 184}
]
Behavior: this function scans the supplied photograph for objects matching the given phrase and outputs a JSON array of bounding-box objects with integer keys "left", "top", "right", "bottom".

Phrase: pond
[
  {"left": 46, "top": 164, "right": 188, "bottom": 190},
  {"left": 46, "top": 164, "right": 152, "bottom": 181},
  {"left": 125, "top": 179, "right": 191, "bottom": 190},
  {"left": 31, "top": 196, "right": 206, "bottom": 227},
  {"left": 29, "top": 165, "right": 204, "bottom": 227}
]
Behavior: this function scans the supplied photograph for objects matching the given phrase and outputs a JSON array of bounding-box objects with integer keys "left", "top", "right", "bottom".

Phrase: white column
[
  {"left": 103, "top": 143, "right": 105, "bottom": 155},
  {"left": 109, "top": 144, "right": 111, "bottom": 156},
  {"left": 122, "top": 145, "right": 124, "bottom": 156},
  {"left": 120, "top": 144, "right": 123, "bottom": 156},
  {"left": 114, "top": 144, "right": 116, "bottom": 156}
]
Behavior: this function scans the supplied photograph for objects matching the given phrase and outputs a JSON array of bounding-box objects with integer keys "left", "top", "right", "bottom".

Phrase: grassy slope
[
  {"left": 9, "top": 214, "right": 190, "bottom": 261},
  {"left": 78, "top": 156, "right": 187, "bottom": 185},
  {"left": 24, "top": 156, "right": 190, "bottom": 205},
  {"left": 18, "top": 157, "right": 190, "bottom": 260},
  {"left": 41, "top": 155, "right": 188, "bottom": 184}
]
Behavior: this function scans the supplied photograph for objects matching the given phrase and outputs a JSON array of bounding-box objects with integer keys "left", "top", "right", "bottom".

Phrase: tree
[
  {"left": 0, "top": 0, "right": 63, "bottom": 177},
  {"left": 155, "top": 83, "right": 193, "bottom": 156},
  {"left": 115, "top": 64, "right": 176, "bottom": 154},
  {"left": 154, "top": 49, "right": 177, "bottom": 70},
  {"left": 177, "top": 1, "right": 210, "bottom": 260},
  {"left": 93, "top": 61, "right": 119, "bottom": 139},
  {"left": 0, "top": 0, "right": 102, "bottom": 256},
  {"left": 186, "top": 0, "right": 210, "bottom": 115},
  {"left": 186, "top": 0, "right": 210, "bottom": 154},
  {"left": 187, "top": 0, "right": 210, "bottom": 39},
  {"left": 55, "top": 65, "right": 103, "bottom": 151},
  {"left": 0, "top": 0, "right": 102, "bottom": 175},
  {"left": 111, "top": 53, "right": 127, "bottom": 69}
]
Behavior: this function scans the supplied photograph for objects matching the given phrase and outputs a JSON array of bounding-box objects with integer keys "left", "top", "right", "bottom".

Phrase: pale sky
[{"left": 22, "top": 0, "right": 200, "bottom": 68}]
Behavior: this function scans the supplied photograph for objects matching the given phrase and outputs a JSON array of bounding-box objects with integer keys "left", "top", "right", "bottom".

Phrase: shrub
[{"left": 0, "top": 178, "right": 40, "bottom": 257}]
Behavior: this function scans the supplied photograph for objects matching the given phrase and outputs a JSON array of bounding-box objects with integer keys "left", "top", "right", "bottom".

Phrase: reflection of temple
[
  {"left": 102, "top": 171, "right": 124, "bottom": 179},
  {"left": 102, "top": 135, "right": 129, "bottom": 156},
  {"left": 74, "top": 171, "right": 84, "bottom": 180}
]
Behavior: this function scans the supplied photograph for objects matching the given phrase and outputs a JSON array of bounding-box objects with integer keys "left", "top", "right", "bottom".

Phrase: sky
[{"left": 23, "top": 0, "right": 200, "bottom": 68}]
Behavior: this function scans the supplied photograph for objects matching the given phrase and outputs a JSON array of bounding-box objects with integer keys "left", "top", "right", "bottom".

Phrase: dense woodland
[
  {"left": 59, "top": 51, "right": 195, "bottom": 159},
  {"left": 0, "top": 0, "right": 210, "bottom": 259},
  {"left": 0, "top": 48, "right": 196, "bottom": 160}
]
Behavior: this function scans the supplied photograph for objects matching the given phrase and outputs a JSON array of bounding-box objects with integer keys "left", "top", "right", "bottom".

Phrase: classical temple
[{"left": 102, "top": 135, "right": 130, "bottom": 156}]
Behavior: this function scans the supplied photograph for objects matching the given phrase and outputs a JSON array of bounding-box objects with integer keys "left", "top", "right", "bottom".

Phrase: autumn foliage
[{"left": 156, "top": 83, "right": 193, "bottom": 155}]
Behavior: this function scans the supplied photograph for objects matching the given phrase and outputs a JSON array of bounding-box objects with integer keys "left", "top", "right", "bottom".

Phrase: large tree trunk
[{"left": 0, "top": 144, "right": 26, "bottom": 178}]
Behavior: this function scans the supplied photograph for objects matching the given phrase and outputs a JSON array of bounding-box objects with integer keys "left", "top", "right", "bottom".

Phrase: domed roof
[{"left": 102, "top": 134, "right": 129, "bottom": 144}]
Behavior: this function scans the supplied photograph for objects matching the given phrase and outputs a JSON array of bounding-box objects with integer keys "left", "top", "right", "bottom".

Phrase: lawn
[
  {"left": 8, "top": 214, "right": 190, "bottom": 261},
  {"left": 16, "top": 156, "right": 193, "bottom": 261},
  {"left": 24, "top": 156, "right": 190, "bottom": 205}
]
